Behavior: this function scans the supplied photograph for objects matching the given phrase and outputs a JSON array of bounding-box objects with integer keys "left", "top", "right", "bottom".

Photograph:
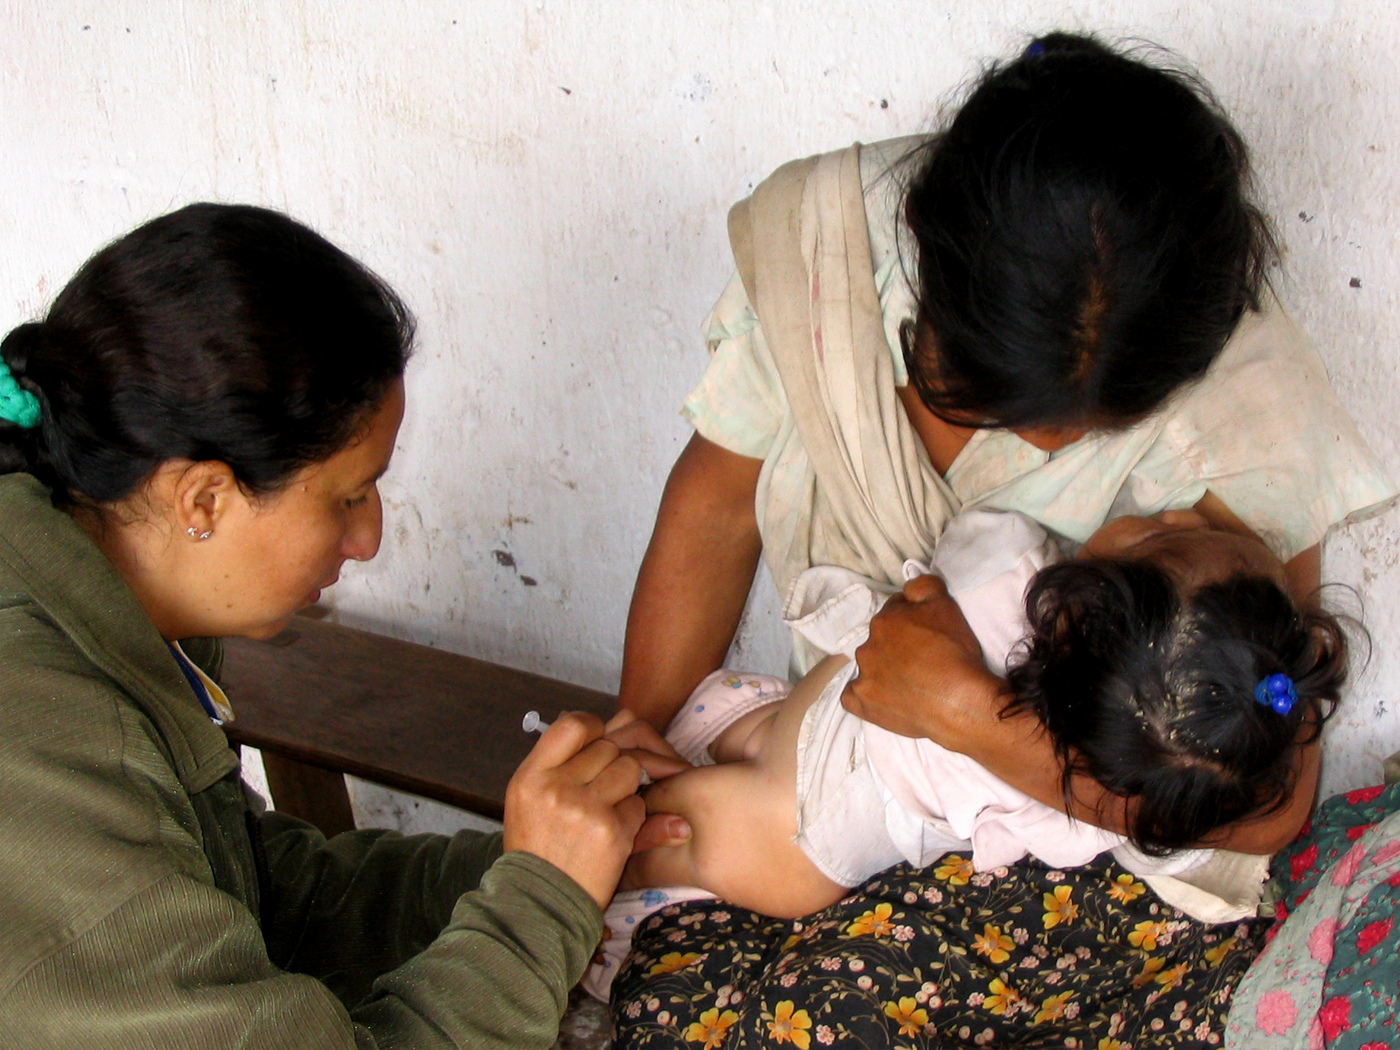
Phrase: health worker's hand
[
  {"left": 845, "top": 574, "right": 1004, "bottom": 750},
  {"left": 503, "top": 711, "right": 647, "bottom": 910},
  {"left": 604, "top": 708, "right": 695, "bottom": 854},
  {"left": 604, "top": 708, "right": 693, "bottom": 780}
]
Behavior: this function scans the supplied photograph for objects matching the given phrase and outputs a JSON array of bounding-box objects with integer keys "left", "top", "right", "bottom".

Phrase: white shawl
[{"left": 727, "top": 144, "right": 955, "bottom": 671}]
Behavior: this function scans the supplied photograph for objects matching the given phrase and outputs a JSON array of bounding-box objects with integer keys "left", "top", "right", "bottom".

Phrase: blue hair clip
[
  {"left": 1254, "top": 673, "right": 1297, "bottom": 716},
  {"left": 1024, "top": 41, "right": 1047, "bottom": 58}
]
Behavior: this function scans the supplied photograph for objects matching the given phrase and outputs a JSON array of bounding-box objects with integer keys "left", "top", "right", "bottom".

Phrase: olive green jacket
[{"left": 0, "top": 474, "right": 603, "bottom": 1049}]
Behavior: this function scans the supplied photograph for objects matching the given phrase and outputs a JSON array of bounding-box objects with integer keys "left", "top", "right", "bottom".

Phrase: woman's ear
[{"left": 170, "top": 460, "right": 241, "bottom": 542}]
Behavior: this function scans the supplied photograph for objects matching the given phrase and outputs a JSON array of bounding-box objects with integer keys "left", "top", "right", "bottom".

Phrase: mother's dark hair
[
  {"left": 0, "top": 203, "right": 413, "bottom": 505},
  {"left": 903, "top": 31, "right": 1277, "bottom": 429}
]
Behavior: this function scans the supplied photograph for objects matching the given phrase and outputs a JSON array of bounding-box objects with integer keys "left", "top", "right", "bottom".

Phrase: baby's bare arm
[{"left": 620, "top": 657, "right": 852, "bottom": 919}]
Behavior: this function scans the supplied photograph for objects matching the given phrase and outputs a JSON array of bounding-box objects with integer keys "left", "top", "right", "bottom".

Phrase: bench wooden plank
[{"left": 221, "top": 617, "right": 616, "bottom": 822}]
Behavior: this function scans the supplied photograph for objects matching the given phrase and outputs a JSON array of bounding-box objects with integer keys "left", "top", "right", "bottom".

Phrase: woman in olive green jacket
[{"left": 0, "top": 204, "right": 681, "bottom": 1049}]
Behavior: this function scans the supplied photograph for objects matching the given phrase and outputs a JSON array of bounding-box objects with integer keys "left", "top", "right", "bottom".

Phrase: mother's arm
[
  {"left": 847, "top": 572, "right": 1321, "bottom": 855},
  {"left": 618, "top": 433, "right": 764, "bottom": 732}
]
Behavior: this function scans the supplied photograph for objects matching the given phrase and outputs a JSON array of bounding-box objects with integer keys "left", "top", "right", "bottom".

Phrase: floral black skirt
[{"left": 612, "top": 853, "right": 1265, "bottom": 1049}]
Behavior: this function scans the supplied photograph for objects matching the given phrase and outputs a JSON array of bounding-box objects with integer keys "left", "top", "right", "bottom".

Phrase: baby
[{"left": 586, "top": 509, "right": 1347, "bottom": 997}]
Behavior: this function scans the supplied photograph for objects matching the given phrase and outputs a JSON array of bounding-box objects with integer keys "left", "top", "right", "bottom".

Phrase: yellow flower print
[
  {"left": 1106, "top": 873, "right": 1146, "bottom": 904},
  {"left": 648, "top": 951, "right": 703, "bottom": 976},
  {"left": 882, "top": 997, "right": 929, "bottom": 1038},
  {"left": 1203, "top": 935, "right": 1238, "bottom": 967},
  {"left": 685, "top": 1007, "right": 739, "bottom": 1049},
  {"left": 1128, "top": 919, "right": 1169, "bottom": 951},
  {"left": 983, "top": 977, "right": 1023, "bottom": 1016},
  {"left": 1042, "top": 885, "right": 1079, "bottom": 930},
  {"left": 1034, "top": 991, "right": 1075, "bottom": 1024},
  {"left": 845, "top": 902, "right": 896, "bottom": 938},
  {"left": 971, "top": 923, "right": 1015, "bottom": 964},
  {"left": 1097, "top": 1040, "right": 1124, "bottom": 1050},
  {"left": 1131, "top": 957, "right": 1165, "bottom": 988},
  {"left": 781, "top": 933, "right": 802, "bottom": 953},
  {"left": 934, "top": 855, "right": 975, "bottom": 886},
  {"left": 767, "top": 1001, "right": 812, "bottom": 1049},
  {"left": 1154, "top": 962, "right": 1189, "bottom": 990}
]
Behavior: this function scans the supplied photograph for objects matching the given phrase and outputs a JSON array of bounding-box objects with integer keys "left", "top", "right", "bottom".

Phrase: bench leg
[{"left": 262, "top": 752, "right": 358, "bottom": 838}]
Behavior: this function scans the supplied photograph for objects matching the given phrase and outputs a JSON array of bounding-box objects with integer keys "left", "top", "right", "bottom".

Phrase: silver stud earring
[{"left": 186, "top": 526, "right": 212, "bottom": 541}]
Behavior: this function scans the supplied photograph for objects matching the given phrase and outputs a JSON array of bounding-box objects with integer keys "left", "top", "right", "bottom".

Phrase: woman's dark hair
[
  {"left": 0, "top": 203, "right": 413, "bottom": 505},
  {"left": 902, "top": 32, "right": 1277, "bottom": 429},
  {"left": 1004, "top": 559, "right": 1348, "bottom": 855}
]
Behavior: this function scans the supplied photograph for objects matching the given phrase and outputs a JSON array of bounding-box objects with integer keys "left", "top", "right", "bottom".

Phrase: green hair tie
[{"left": 0, "top": 361, "right": 41, "bottom": 429}]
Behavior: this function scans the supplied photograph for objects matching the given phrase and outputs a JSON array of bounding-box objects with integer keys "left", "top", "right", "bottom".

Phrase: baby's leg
[{"left": 623, "top": 656, "right": 853, "bottom": 919}]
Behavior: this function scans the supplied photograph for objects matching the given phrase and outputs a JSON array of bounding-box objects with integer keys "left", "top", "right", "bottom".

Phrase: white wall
[{"left": 3, "top": 0, "right": 1398, "bottom": 822}]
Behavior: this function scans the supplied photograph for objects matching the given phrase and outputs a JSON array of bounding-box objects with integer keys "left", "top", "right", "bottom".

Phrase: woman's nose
[{"left": 344, "top": 494, "right": 384, "bottom": 561}]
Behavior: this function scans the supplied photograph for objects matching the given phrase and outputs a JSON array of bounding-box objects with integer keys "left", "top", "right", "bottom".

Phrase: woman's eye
[{"left": 344, "top": 494, "right": 370, "bottom": 509}]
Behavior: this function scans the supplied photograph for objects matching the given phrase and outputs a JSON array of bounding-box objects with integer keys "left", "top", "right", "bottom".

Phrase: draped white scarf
[{"left": 727, "top": 144, "right": 956, "bottom": 672}]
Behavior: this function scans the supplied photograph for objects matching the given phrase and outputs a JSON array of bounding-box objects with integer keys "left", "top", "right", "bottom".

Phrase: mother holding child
[
  {"left": 0, "top": 27, "right": 1394, "bottom": 1050},
  {"left": 607, "top": 32, "right": 1396, "bottom": 1048}
]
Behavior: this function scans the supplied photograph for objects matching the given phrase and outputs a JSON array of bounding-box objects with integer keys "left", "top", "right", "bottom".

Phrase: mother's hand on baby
[{"left": 846, "top": 574, "right": 1003, "bottom": 749}]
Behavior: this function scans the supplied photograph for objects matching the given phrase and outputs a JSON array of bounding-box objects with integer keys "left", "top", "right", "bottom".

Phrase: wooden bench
[{"left": 221, "top": 615, "right": 617, "bottom": 837}]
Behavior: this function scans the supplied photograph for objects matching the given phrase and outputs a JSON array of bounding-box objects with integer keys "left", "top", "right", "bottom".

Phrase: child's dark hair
[
  {"left": 0, "top": 203, "right": 414, "bottom": 506},
  {"left": 1004, "top": 560, "right": 1347, "bottom": 855},
  {"left": 902, "top": 32, "right": 1277, "bottom": 430}
]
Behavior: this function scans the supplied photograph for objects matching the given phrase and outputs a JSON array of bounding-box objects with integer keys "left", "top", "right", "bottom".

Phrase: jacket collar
[{"left": 0, "top": 474, "right": 237, "bottom": 793}]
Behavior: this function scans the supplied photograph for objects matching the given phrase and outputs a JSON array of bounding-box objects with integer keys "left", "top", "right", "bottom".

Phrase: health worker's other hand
[
  {"left": 503, "top": 712, "right": 646, "bottom": 910},
  {"left": 603, "top": 708, "right": 695, "bottom": 854},
  {"left": 604, "top": 708, "right": 693, "bottom": 781},
  {"left": 845, "top": 574, "right": 1003, "bottom": 749}
]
